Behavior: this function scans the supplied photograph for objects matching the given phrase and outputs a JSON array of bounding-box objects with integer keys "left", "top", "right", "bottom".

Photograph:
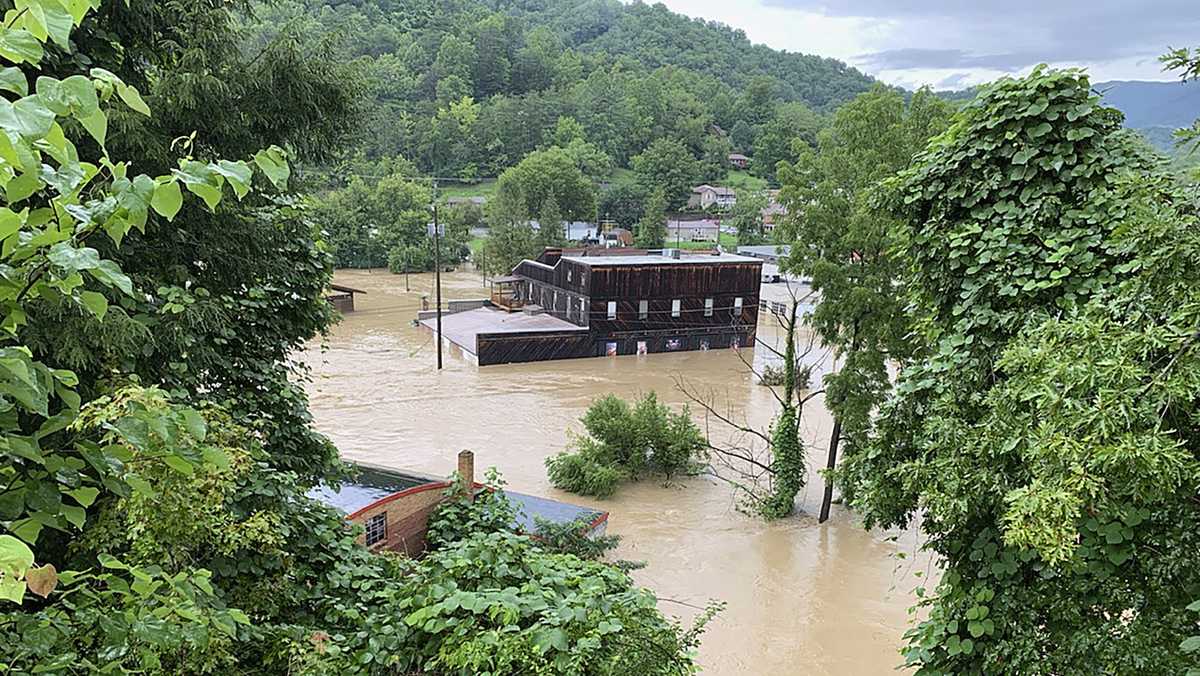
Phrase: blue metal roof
[
  {"left": 307, "top": 465, "right": 435, "bottom": 514},
  {"left": 504, "top": 491, "right": 604, "bottom": 533}
]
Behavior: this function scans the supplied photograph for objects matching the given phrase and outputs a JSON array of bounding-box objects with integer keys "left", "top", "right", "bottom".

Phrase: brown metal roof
[{"left": 330, "top": 283, "right": 366, "bottom": 295}]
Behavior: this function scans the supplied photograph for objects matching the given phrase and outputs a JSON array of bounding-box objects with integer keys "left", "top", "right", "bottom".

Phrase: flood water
[{"left": 300, "top": 268, "right": 933, "bottom": 675}]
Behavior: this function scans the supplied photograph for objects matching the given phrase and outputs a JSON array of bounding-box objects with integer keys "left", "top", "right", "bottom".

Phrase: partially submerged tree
[{"left": 776, "top": 84, "right": 952, "bottom": 521}]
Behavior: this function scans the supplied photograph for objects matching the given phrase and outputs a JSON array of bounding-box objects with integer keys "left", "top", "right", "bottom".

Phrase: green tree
[
  {"left": 312, "top": 172, "right": 431, "bottom": 268},
  {"left": 536, "top": 193, "right": 567, "bottom": 247},
  {"left": 730, "top": 191, "right": 768, "bottom": 245},
  {"left": 632, "top": 138, "right": 701, "bottom": 210},
  {"left": 775, "top": 84, "right": 951, "bottom": 517},
  {"left": 494, "top": 146, "right": 597, "bottom": 224},
  {"left": 634, "top": 188, "right": 668, "bottom": 248},
  {"left": 600, "top": 180, "right": 648, "bottom": 229},
  {"left": 751, "top": 102, "right": 825, "bottom": 181},
  {"left": 848, "top": 67, "right": 1200, "bottom": 674}
]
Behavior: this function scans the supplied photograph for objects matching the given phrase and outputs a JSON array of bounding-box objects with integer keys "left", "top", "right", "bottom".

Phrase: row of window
[{"left": 607, "top": 297, "right": 745, "bottom": 320}]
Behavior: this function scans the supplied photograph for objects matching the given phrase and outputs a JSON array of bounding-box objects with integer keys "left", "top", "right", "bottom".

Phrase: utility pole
[{"left": 433, "top": 181, "right": 443, "bottom": 370}]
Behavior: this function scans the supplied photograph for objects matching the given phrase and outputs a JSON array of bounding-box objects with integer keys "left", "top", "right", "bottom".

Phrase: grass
[
  {"left": 724, "top": 170, "right": 769, "bottom": 192},
  {"left": 674, "top": 233, "right": 737, "bottom": 250},
  {"left": 436, "top": 179, "right": 498, "bottom": 200}
]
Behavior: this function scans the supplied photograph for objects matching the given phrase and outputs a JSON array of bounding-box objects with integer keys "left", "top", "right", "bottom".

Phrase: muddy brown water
[{"left": 300, "top": 268, "right": 933, "bottom": 675}]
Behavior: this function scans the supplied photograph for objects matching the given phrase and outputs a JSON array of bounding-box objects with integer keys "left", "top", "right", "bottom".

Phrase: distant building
[
  {"left": 666, "top": 218, "right": 721, "bottom": 242},
  {"left": 689, "top": 184, "right": 737, "bottom": 210},
  {"left": 326, "top": 283, "right": 365, "bottom": 313},
  {"left": 422, "top": 248, "right": 762, "bottom": 365},
  {"left": 761, "top": 190, "right": 786, "bottom": 233},
  {"left": 602, "top": 227, "right": 634, "bottom": 248},
  {"left": 728, "top": 153, "right": 750, "bottom": 169}
]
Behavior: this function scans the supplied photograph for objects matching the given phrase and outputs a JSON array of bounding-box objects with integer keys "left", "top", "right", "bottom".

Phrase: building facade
[{"left": 508, "top": 248, "right": 762, "bottom": 359}]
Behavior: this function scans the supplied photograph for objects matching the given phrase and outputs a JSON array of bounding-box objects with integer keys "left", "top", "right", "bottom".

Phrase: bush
[
  {"left": 547, "top": 392, "right": 707, "bottom": 497},
  {"left": 533, "top": 516, "right": 645, "bottom": 572},
  {"left": 545, "top": 442, "right": 626, "bottom": 498},
  {"left": 393, "top": 531, "right": 719, "bottom": 675},
  {"left": 758, "top": 362, "right": 812, "bottom": 388},
  {"left": 425, "top": 468, "right": 516, "bottom": 549}
]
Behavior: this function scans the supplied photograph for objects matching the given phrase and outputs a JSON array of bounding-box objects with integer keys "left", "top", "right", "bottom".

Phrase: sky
[{"left": 645, "top": 0, "right": 1200, "bottom": 90}]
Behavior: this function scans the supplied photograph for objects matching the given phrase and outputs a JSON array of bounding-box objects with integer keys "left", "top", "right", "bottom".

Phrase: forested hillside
[{"left": 245, "top": 0, "right": 876, "bottom": 178}]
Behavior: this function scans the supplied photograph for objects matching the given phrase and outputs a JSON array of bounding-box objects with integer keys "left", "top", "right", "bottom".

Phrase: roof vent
[{"left": 662, "top": 248, "right": 681, "bottom": 259}]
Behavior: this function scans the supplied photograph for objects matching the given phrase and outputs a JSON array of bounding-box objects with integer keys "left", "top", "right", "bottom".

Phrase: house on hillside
[
  {"left": 761, "top": 190, "right": 786, "bottom": 234},
  {"left": 420, "top": 247, "right": 762, "bottom": 365},
  {"left": 728, "top": 153, "right": 750, "bottom": 169},
  {"left": 688, "top": 184, "right": 737, "bottom": 210}
]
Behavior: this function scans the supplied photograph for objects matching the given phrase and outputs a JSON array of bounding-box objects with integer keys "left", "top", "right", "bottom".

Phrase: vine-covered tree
[
  {"left": 632, "top": 138, "right": 702, "bottom": 210},
  {"left": 846, "top": 67, "right": 1200, "bottom": 674},
  {"left": 776, "top": 85, "right": 951, "bottom": 518}
]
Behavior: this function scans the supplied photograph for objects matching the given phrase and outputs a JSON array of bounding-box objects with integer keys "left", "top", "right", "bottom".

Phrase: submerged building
[
  {"left": 422, "top": 247, "right": 762, "bottom": 365},
  {"left": 309, "top": 451, "right": 607, "bottom": 556}
]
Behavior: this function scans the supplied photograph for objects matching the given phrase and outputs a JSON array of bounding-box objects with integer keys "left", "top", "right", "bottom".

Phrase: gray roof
[
  {"left": 307, "top": 465, "right": 435, "bottom": 514},
  {"left": 737, "top": 245, "right": 792, "bottom": 261},
  {"left": 561, "top": 253, "right": 761, "bottom": 267}
]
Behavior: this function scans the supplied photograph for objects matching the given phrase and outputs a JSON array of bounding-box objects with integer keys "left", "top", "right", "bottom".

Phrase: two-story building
[
  {"left": 424, "top": 248, "right": 762, "bottom": 365},
  {"left": 689, "top": 184, "right": 737, "bottom": 210}
]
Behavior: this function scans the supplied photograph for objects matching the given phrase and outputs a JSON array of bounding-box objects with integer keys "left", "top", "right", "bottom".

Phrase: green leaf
[
  {"left": 39, "top": 0, "right": 74, "bottom": 48},
  {"left": 88, "top": 260, "right": 132, "bottom": 295},
  {"left": 213, "top": 160, "right": 252, "bottom": 199},
  {"left": 182, "top": 408, "right": 206, "bottom": 441},
  {"left": 10, "top": 518, "right": 42, "bottom": 544},
  {"left": 1027, "top": 122, "right": 1053, "bottom": 138},
  {"left": 47, "top": 243, "right": 101, "bottom": 272},
  {"left": 0, "top": 67, "right": 28, "bottom": 96},
  {"left": 253, "top": 146, "right": 290, "bottom": 189},
  {"left": 0, "top": 577, "right": 26, "bottom": 604},
  {"left": 0, "top": 534, "right": 35, "bottom": 572},
  {"left": 66, "top": 486, "right": 99, "bottom": 507},
  {"left": 0, "top": 27, "right": 43, "bottom": 64},
  {"left": 1182, "top": 636, "right": 1200, "bottom": 653},
  {"left": 78, "top": 290, "right": 107, "bottom": 319},
  {"left": 151, "top": 180, "right": 182, "bottom": 220},
  {"left": 77, "top": 108, "right": 105, "bottom": 146},
  {"left": 184, "top": 180, "right": 223, "bottom": 211},
  {"left": 116, "top": 83, "right": 151, "bottom": 117},
  {"left": 162, "top": 454, "right": 194, "bottom": 476},
  {"left": 60, "top": 504, "right": 85, "bottom": 529},
  {"left": 6, "top": 171, "right": 39, "bottom": 203}
]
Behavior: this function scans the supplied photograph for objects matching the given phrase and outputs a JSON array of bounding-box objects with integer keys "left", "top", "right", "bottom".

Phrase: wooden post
[{"left": 818, "top": 418, "right": 841, "bottom": 523}]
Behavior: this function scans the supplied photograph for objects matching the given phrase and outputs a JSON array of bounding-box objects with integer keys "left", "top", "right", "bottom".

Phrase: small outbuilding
[{"left": 327, "top": 283, "right": 366, "bottom": 313}]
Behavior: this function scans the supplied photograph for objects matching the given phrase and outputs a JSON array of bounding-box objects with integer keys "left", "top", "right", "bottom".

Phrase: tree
[
  {"left": 479, "top": 221, "right": 539, "bottom": 277},
  {"left": 494, "top": 147, "right": 598, "bottom": 225},
  {"left": 600, "top": 180, "right": 648, "bottom": 229},
  {"left": 634, "top": 188, "right": 668, "bottom": 248},
  {"left": 847, "top": 67, "right": 1200, "bottom": 674},
  {"left": 546, "top": 393, "right": 706, "bottom": 498},
  {"left": 775, "top": 84, "right": 951, "bottom": 521},
  {"left": 1161, "top": 46, "right": 1200, "bottom": 152},
  {"left": 535, "top": 193, "right": 567, "bottom": 248},
  {"left": 699, "top": 133, "right": 734, "bottom": 183},
  {"left": 632, "top": 138, "right": 701, "bottom": 210},
  {"left": 730, "top": 191, "right": 768, "bottom": 245},
  {"left": 311, "top": 172, "right": 431, "bottom": 268},
  {"left": 751, "top": 102, "right": 825, "bottom": 181}
]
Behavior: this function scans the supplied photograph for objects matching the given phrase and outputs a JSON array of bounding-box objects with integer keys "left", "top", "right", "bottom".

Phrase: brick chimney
[{"left": 457, "top": 450, "right": 475, "bottom": 488}]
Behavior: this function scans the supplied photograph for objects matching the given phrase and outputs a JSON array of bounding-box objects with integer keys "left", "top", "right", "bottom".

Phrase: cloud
[{"left": 756, "top": 0, "right": 1200, "bottom": 82}]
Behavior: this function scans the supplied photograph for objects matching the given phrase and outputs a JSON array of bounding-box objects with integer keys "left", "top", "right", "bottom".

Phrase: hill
[{"left": 247, "top": 0, "right": 878, "bottom": 180}]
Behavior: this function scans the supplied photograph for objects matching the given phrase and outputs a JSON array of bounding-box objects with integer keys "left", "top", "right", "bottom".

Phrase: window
[
  {"left": 704, "top": 298, "right": 714, "bottom": 317},
  {"left": 580, "top": 298, "right": 586, "bottom": 316},
  {"left": 671, "top": 299, "right": 681, "bottom": 318},
  {"left": 607, "top": 301, "right": 617, "bottom": 320},
  {"left": 734, "top": 297, "right": 743, "bottom": 316},
  {"left": 567, "top": 269, "right": 572, "bottom": 282},
  {"left": 639, "top": 300, "right": 648, "bottom": 320},
  {"left": 365, "top": 513, "right": 387, "bottom": 547}
]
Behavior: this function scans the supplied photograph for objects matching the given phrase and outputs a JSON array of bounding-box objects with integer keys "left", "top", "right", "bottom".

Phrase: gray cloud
[{"left": 762, "top": 0, "right": 1200, "bottom": 75}]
